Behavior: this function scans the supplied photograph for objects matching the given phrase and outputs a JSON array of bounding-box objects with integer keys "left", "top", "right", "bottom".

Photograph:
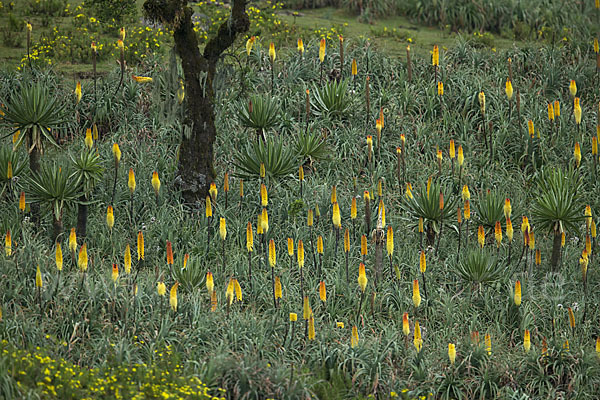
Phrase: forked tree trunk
[{"left": 144, "top": 0, "right": 249, "bottom": 205}]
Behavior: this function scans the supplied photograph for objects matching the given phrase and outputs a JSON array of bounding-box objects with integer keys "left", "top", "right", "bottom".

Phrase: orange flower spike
[
  {"left": 358, "top": 263, "right": 367, "bottom": 292},
  {"left": 402, "top": 312, "right": 410, "bottom": 336},
  {"left": 319, "top": 281, "right": 326, "bottom": 302},
  {"left": 166, "top": 241, "right": 174, "bottom": 265},
  {"left": 412, "top": 279, "right": 421, "bottom": 307},
  {"left": 514, "top": 280, "right": 522, "bottom": 306},
  {"left": 478, "top": 225, "right": 485, "bottom": 248},
  {"left": 494, "top": 221, "right": 502, "bottom": 247}
]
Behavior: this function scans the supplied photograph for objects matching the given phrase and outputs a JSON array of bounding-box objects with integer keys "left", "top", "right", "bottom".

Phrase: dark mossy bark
[{"left": 143, "top": 0, "right": 249, "bottom": 205}]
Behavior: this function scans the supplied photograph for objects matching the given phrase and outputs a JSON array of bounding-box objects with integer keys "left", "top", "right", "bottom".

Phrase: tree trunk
[
  {"left": 550, "top": 229, "right": 561, "bottom": 271},
  {"left": 52, "top": 216, "right": 63, "bottom": 243},
  {"left": 29, "top": 131, "right": 41, "bottom": 224},
  {"left": 144, "top": 0, "right": 249, "bottom": 205},
  {"left": 76, "top": 195, "right": 88, "bottom": 240}
]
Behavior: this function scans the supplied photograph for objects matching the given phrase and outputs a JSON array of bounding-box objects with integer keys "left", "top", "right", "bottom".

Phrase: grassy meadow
[{"left": 1, "top": 0, "right": 600, "bottom": 399}]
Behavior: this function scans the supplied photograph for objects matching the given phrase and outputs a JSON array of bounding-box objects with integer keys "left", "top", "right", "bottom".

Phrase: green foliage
[
  {"left": 475, "top": 190, "right": 504, "bottom": 231},
  {"left": 70, "top": 149, "right": 104, "bottom": 196},
  {"left": 531, "top": 168, "right": 583, "bottom": 235},
  {"left": 233, "top": 138, "right": 298, "bottom": 180},
  {"left": 26, "top": 163, "right": 79, "bottom": 221},
  {"left": 0, "top": 145, "right": 26, "bottom": 185},
  {"left": 171, "top": 256, "right": 205, "bottom": 293},
  {"left": 237, "top": 95, "right": 280, "bottom": 135},
  {"left": 310, "top": 79, "right": 352, "bottom": 119},
  {"left": 454, "top": 250, "right": 505, "bottom": 289},
  {"left": 85, "top": 0, "right": 137, "bottom": 26},
  {"left": 0, "top": 82, "right": 67, "bottom": 152},
  {"left": 295, "top": 129, "right": 329, "bottom": 162},
  {"left": 401, "top": 179, "right": 457, "bottom": 238}
]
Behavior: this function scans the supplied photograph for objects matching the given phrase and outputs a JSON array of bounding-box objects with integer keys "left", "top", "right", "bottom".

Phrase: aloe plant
[
  {"left": 310, "top": 79, "right": 352, "bottom": 119},
  {"left": 233, "top": 138, "right": 298, "bottom": 180},
  {"left": 70, "top": 149, "right": 104, "bottom": 239}
]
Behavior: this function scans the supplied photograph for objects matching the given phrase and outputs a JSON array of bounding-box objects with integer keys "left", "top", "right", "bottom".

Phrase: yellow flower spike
[
  {"left": 170, "top": 282, "right": 179, "bottom": 311},
  {"left": 19, "top": 191, "right": 25, "bottom": 212},
  {"left": 297, "top": 38, "right": 304, "bottom": 55},
  {"left": 419, "top": 251, "right": 426, "bottom": 273},
  {"left": 166, "top": 241, "right": 173, "bottom": 266},
  {"left": 274, "top": 276, "right": 282, "bottom": 300},
  {"left": 260, "top": 183, "right": 268, "bottom": 207},
  {"left": 117, "top": 39, "right": 124, "bottom": 51},
  {"left": 344, "top": 228, "right": 350, "bottom": 253},
  {"left": 246, "top": 36, "right": 255, "bottom": 56},
  {"left": 205, "top": 196, "right": 212, "bottom": 218},
  {"left": 317, "top": 235, "right": 324, "bottom": 254},
  {"left": 504, "top": 198, "right": 512, "bottom": 220},
  {"left": 219, "top": 218, "right": 227, "bottom": 241},
  {"left": 413, "top": 321, "right": 422, "bottom": 352},
  {"left": 586, "top": 234, "right": 592, "bottom": 256},
  {"left": 75, "top": 81, "right": 82, "bottom": 104},
  {"left": 35, "top": 265, "right": 43, "bottom": 288},
  {"left": 432, "top": 45, "right": 439, "bottom": 66},
  {"left": 319, "top": 281, "right": 326, "bottom": 302},
  {"left": 548, "top": 103, "right": 555, "bottom": 121},
  {"left": 437, "top": 81, "right": 444, "bottom": 96},
  {"left": 128, "top": 168, "right": 136, "bottom": 194},
  {"left": 505, "top": 79, "right": 513, "bottom": 100},
  {"left": 69, "top": 227, "right": 77, "bottom": 252},
  {"left": 596, "top": 337, "right": 600, "bottom": 358},
  {"left": 448, "top": 343, "right": 456, "bottom": 365},
  {"left": 402, "top": 312, "right": 410, "bottom": 336},
  {"left": 386, "top": 226, "right": 394, "bottom": 257},
  {"left": 528, "top": 230, "right": 535, "bottom": 250},
  {"left": 27, "top": 22, "right": 32, "bottom": 32},
  {"left": 106, "top": 206, "right": 114, "bottom": 231},
  {"left": 287, "top": 237, "right": 294, "bottom": 257},
  {"left": 574, "top": 97, "right": 582, "bottom": 125},
  {"left": 506, "top": 218, "right": 514, "bottom": 243},
  {"left": 112, "top": 143, "right": 121, "bottom": 164},
  {"left": 119, "top": 27, "right": 126, "bottom": 41},
  {"left": 112, "top": 264, "right": 119, "bottom": 283},
  {"left": 418, "top": 217, "right": 424, "bottom": 232},
  {"left": 303, "top": 296, "right": 310, "bottom": 320},
  {"left": 137, "top": 231, "right": 144, "bottom": 261},
  {"left": 290, "top": 313, "right": 297, "bottom": 322},
  {"left": 478, "top": 225, "right": 485, "bottom": 248},
  {"left": 554, "top": 100, "right": 560, "bottom": 117},
  {"left": 521, "top": 216, "right": 530, "bottom": 233},
  {"left": 124, "top": 244, "right": 131, "bottom": 274},
  {"left": 131, "top": 75, "right": 153, "bottom": 83},
  {"left": 457, "top": 145, "right": 464, "bottom": 167},
  {"left": 78, "top": 243, "right": 88, "bottom": 272},
  {"left": 514, "top": 280, "right": 522, "bottom": 306},
  {"left": 405, "top": 182, "right": 413, "bottom": 199},
  {"left": 563, "top": 340, "right": 570, "bottom": 351},
  {"left": 524, "top": 329, "right": 531, "bottom": 353},
  {"left": 478, "top": 91, "right": 486, "bottom": 114},
  {"left": 55, "top": 242, "right": 63, "bottom": 271},
  {"left": 319, "top": 38, "right": 326, "bottom": 63},
  {"left": 569, "top": 79, "right": 577, "bottom": 97},
  {"left": 269, "top": 42, "right": 276, "bottom": 62},
  {"left": 183, "top": 253, "right": 189, "bottom": 269},
  {"left": 378, "top": 199, "right": 386, "bottom": 227},
  {"left": 366, "top": 135, "right": 373, "bottom": 157},
  {"left": 260, "top": 163, "right": 265, "bottom": 178},
  {"left": 308, "top": 314, "right": 315, "bottom": 340},
  {"left": 358, "top": 263, "right": 367, "bottom": 293},
  {"left": 464, "top": 200, "right": 471, "bottom": 220},
  {"left": 591, "top": 220, "right": 597, "bottom": 238},
  {"left": 299, "top": 165, "right": 304, "bottom": 182},
  {"left": 152, "top": 171, "right": 161, "bottom": 196},
  {"left": 535, "top": 249, "right": 541, "bottom": 266},
  {"left": 4, "top": 230, "right": 11, "bottom": 256},
  {"left": 426, "top": 177, "right": 432, "bottom": 199},
  {"left": 485, "top": 333, "right": 492, "bottom": 355},
  {"left": 568, "top": 307, "right": 575, "bottom": 329},
  {"left": 332, "top": 202, "right": 341, "bottom": 228},
  {"left": 330, "top": 185, "right": 337, "bottom": 204},
  {"left": 592, "top": 137, "right": 598, "bottom": 157},
  {"left": 574, "top": 142, "right": 581, "bottom": 168},
  {"left": 297, "top": 239, "right": 305, "bottom": 268},
  {"left": 527, "top": 120, "right": 535, "bottom": 138},
  {"left": 84, "top": 128, "right": 93, "bottom": 149},
  {"left": 595, "top": 38, "right": 599, "bottom": 54},
  {"left": 239, "top": 179, "right": 244, "bottom": 199},
  {"left": 351, "top": 59, "right": 357, "bottom": 76},
  {"left": 209, "top": 182, "right": 218, "bottom": 203},
  {"left": 234, "top": 279, "right": 242, "bottom": 301},
  {"left": 226, "top": 279, "right": 234, "bottom": 305},
  {"left": 412, "top": 279, "right": 421, "bottom": 307},
  {"left": 206, "top": 271, "right": 214, "bottom": 294},
  {"left": 360, "top": 235, "right": 367, "bottom": 256},
  {"left": 449, "top": 139, "right": 455, "bottom": 159},
  {"left": 268, "top": 239, "right": 276, "bottom": 267},
  {"left": 307, "top": 209, "right": 314, "bottom": 227},
  {"left": 351, "top": 326, "right": 359, "bottom": 348},
  {"left": 261, "top": 208, "right": 269, "bottom": 233},
  {"left": 461, "top": 184, "right": 470, "bottom": 201},
  {"left": 495, "top": 221, "right": 502, "bottom": 247}
]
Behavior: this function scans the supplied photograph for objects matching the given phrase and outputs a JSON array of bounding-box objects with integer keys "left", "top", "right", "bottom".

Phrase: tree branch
[{"left": 203, "top": 0, "right": 249, "bottom": 61}]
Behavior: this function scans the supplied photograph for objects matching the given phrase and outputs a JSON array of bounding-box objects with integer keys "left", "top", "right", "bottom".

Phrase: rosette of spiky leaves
[
  {"left": 26, "top": 163, "right": 80, "bottom": 240},
  {"left": 70, "top": 150, "right": 104, "bottom": 197},
  {"left": 171, "top": 256, "right": 204, "bottom": 293},
  {"left": 295, "top": 129, "right": 329, "bottom": 163},
  {"left": 0, "top": 83, "right": 67, "bottom": 171},
  {"left": 532, "top": 167, "right": 584, "bottom": 269},
  {"left": 400, "top": 179, "right": 457, "bottom": 245},
  {"left": 233, "top": 138, "right": 298, "bottom": 180},
  {"left": 310, "top": 79, "right": 352, "bottom": 119},
  {"left": 454, "top": 250, "right": 505, "bottom": 290},
  {"left": 237, "top": 95, "right": 280, "bottom": 137},
  {"left": 475, "top": 190, "right": 505, "bottom": 231},
  {"left": 0, "top": 145, "right": 27, "bottom": 187}
]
